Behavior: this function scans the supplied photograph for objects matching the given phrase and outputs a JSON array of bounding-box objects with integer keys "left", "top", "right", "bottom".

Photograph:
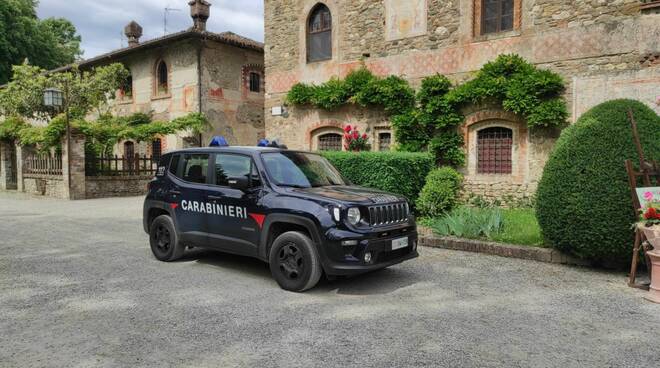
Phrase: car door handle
[
  {"left": 208, "top": 195, "right": 222, "bottom": 201},
  {"left": 169, "top": 190, "right": 181, "bottom": 195}
]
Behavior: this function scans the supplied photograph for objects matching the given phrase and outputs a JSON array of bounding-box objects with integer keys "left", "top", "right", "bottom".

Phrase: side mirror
[{"left": 227, "top": 176, "right": 250, "bottom": 191}]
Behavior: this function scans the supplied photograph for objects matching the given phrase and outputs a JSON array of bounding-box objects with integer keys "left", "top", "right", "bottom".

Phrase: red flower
[
  {"left": 362, "top": 133, "right": 368, "bottom": 140},
  {"left": 344, "top": 125, "right": 352, "bottom": 133},
  {"left": 353, "top": 130, "right": 359, "bottom": 139},
  {"left": 644, "top": 207, "right": 658, "bottom": 220}
]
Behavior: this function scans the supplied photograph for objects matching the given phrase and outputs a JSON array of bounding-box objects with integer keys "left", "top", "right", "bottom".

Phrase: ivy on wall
[{"left": 286, "top": 54, "right": 568, "bottom": 166}]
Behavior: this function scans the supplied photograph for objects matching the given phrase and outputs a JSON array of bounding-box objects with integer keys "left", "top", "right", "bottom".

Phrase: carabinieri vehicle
[{"left": 143, "top": 144, "right": 418, "bottom": 292}]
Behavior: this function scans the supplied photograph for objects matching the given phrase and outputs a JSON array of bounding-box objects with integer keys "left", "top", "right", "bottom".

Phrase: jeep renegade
[{"left": 143, "top": 146, "right": 418, "bottom": 292}]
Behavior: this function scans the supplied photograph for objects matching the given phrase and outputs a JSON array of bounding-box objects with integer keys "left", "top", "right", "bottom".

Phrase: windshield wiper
[{"left": 278, "top": 184, "right": 310, "bottom": 189}]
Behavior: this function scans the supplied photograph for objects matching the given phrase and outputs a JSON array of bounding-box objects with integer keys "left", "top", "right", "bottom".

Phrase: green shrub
[
  {"left": 429, "top": 206, "right": 503, "bottom": 239},
  {"left": 321, "top": 151, "right": 434, "bottom": 204},
  {"left": 416, "top": 167, "right": 463, "bottom": 217},
  {"left": 536, "top": 99, "right": 660, "bottom": 265}
]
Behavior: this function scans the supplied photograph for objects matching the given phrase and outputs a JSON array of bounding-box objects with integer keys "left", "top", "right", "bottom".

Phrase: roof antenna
[{"left": 164, "top": 5, "right": 182, "bottom": 35}]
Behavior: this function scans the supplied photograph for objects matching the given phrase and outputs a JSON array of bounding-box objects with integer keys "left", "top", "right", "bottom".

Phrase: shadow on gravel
[
  {"left": 176, "top": 249, "right": 271, "bottom": 279},
  {"left": 174, "top": 249, "right": 420, "bottom": 296}
]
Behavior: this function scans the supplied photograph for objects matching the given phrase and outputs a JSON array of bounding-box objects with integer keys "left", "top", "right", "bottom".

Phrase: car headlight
[{"left": 347, "top": 207, "right": 361, "bottom": 225}]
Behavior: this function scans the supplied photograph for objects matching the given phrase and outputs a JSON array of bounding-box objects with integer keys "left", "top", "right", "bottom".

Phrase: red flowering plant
[
  {"left": 640, "top": 202, "right": 660, "bottom": 227},
  {"left": 343, "top": 125, "right": 371, "bottom": 152}
]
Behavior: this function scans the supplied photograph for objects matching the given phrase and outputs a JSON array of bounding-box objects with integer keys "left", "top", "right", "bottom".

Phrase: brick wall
[{"left": 85, "top": 176, "right": 152, "bottom": 199}]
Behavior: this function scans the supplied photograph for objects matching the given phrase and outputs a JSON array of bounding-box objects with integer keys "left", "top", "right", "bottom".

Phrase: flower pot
[
  {"left": 645, "top": 250, "right": 660, "bottom": 304},
  {"left": 640, "top": 224, "right": 660, "bottom": 249}
]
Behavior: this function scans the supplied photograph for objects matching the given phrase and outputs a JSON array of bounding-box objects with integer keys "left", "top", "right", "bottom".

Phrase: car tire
[
  {"left": 149, "top": 215, "right": 185, "bottom": 262},
  {"left": 269, "top": 231, "right": 322, "bottom": 292}
]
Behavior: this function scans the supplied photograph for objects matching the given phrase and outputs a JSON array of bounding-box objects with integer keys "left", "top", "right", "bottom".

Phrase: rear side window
[
  {"left": 214, "top": 154, "right": 254, "bottom": 186},
  {"left": 168, "top": 154, "right": 180, "bottom": 176},
  {"left": 178, "top": 154, "right": 209, "bottom": 184}
]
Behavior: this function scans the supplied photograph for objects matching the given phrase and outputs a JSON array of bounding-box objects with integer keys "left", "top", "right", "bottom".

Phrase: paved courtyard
[{"left": 1, "top": 192, "right": 658, "bottom": 368}]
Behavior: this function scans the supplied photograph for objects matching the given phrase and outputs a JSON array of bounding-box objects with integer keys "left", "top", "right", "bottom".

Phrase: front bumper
[{"left": 320, "top": 226, "right": 419, "bottom": 276}]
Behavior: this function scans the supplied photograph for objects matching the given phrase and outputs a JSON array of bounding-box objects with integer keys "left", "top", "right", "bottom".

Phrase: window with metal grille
[
  {"left": 482, "top": 0, "right": 514, "bottom": 34},
  {"left": 378, "top": 132, "right": 392, "bottom": 151},
  {"left": 249, "top": 72, "right": 261, "bottom": 92},
  {"left": 307, "top": 4, "right": 332, "bottom": 62},
  {"left": 318, "top": 133, "right": 342, "bottom": 151},
  {"left": 477, "top": 127, "right": 513, "bottom": 174},
  {"left": 151, "top": 138, "right": 162, "bottom": 161}
]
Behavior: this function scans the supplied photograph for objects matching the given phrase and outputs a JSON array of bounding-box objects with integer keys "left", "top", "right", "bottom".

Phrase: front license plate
[{"left": 391, "top": 237, "right": 408, "bottom": 250}]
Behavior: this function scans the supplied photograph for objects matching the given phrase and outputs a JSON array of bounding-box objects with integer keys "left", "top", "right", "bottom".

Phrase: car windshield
[{"left": 262, "top": 152, "right": 347, "bottom": 188}]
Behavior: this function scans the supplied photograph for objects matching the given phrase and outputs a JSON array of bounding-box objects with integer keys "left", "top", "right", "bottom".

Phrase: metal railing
[{"left": 24, "top": 154, "right": 63, "bottom": 176}]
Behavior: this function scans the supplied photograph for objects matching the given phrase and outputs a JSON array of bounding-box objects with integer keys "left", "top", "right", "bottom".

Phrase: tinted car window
[
  {"left": 168, "top": 154, "right": 180, "bottom": 176},
  {"left": 262, "top": 152, "right": 345, "bottom": 188},
  {"left": 180, "top": 154, "right": 209, "bottom": 184},
  {"left": 214, "top": 154, "right": 252, "bottom": 186}
]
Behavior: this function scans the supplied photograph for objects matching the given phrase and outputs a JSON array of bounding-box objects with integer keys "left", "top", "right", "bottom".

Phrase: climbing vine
[
  {"left": 0, "top": 112, "right": 209, "bottom": 153},
  {"left": 286, "top": 54, "right": 568, "bottom": 166}
]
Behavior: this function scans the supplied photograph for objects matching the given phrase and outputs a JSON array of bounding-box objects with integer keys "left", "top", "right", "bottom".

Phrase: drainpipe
[{"left": 197, "top": 38, "right": 204, "bottom": 147}]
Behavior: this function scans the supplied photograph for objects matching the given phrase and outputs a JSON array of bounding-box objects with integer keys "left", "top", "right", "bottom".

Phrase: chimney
[
  {"left": 124, "top": 21, "right": 143, "bottom": 47},
  {"left": 189, "top": 0, "right": 211, "bottom": 31}
]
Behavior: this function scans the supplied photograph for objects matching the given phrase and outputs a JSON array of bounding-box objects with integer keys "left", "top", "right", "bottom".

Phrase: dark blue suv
[{"left": 143, "top": 146, "right": 418, "bottom": 292}]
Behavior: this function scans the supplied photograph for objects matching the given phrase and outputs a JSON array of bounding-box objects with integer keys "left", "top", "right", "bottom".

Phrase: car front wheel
[{"left": 269, "top": 231, "right": 322, "bottom": 292}]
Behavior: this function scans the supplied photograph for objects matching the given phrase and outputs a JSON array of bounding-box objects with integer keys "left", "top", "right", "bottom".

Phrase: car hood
[{"left": 289, "top": 186, "right": 406, "bottom": 205}]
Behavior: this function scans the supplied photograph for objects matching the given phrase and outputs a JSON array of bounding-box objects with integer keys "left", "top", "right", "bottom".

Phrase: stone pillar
[
  {"left": 63, "top": 131, "right": 86, "bottom": 200},
  {"left": 0, "top": 141, "right": 12, "bottom": 190},
  {"left": 15, "top": 144, "right": 27, "bottom": 193}
]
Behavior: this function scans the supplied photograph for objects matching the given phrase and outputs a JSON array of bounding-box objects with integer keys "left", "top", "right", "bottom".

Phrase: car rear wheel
[
  {"left": 269, "top": 231, "right": 322, "bottom": 292},
  {"left": 149, "top": 215, "right": 185, "bottom": 262}
]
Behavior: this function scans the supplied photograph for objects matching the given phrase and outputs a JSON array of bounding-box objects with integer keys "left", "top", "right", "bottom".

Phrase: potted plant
[{"left": 638, "top": 199, "right": 660, "bottom": 248}]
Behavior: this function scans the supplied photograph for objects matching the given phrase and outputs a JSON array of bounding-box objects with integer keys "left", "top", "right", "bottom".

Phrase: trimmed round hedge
[
  {"left": 536, "top": 99, "right": 660, "bottom": 265},
  {"left": 416, "top": 167, "right": 463, "bottom": 217}
]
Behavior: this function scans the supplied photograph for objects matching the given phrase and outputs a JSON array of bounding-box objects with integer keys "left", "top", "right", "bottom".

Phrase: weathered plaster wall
[
  {"left": 201, "top": 43, "right": 265, "bottom": 146},
  {"left": 22, "top": 175, "right": 66, "bottom": 198},
  {"left": 264, "top": 0, "right": 660, "bottom": 199}
]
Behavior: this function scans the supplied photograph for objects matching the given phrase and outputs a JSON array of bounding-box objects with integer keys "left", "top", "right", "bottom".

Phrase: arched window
[
  {"left": 477, "top": 127, "right": 513, "bottom": 174},
  {"left": 307, "top": 4, "right": 332, "bottom": 62},
  {"left": 151, "top": 138, "right": 162, "bottom": 161},
  {"left": 156, "top": 60, "right": 169, "bottom": 95},
  {"left": 318, "top": 133, "right": 342, "bottom": 151},
  {"left": 121, "top": 71, "right": 133, "bottom": 99}
]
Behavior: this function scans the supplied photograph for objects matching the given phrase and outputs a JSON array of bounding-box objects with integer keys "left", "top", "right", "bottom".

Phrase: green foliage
[
  {"left": 429, "top": 206, "right": 503, "bottom": 239},
  {"left": 286, "top": 55, "right": 567, "bottom": 167},
  {"left": 286, "top": 67, "right": 415, "bottom": 114},
  {"left": 448, "top": 54, "right": 567, "bottom": 128},
  {"left": 0, "top": 63, "right": 129, "bottom": 119},
  {"left": 416, "top": 167, "right": 463, "bottom": 217},
  {"left": 0, "top": 0, "right": 82, "bottom": 84},
  {"left": 536, "top": 99, "right": 660, "bottom": 265},
  {"left": 427, "top": 206, "right": 544, "bottom": 247},
  {"left": 353, "top": 75, "right": 416, "bottom": 114},
  {"left": 0, "top": 116, "right": 28, "bottom": 142},
  {"left": 321, "top": 151, "right": 434, "bottom": 204}
]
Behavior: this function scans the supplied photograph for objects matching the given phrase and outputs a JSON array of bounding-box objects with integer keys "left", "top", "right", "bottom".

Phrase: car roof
[{"left": 167, "top": 146, "right": 299, "bottom": 155}]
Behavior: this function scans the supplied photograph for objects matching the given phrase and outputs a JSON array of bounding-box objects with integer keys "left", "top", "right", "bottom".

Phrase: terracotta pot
[
  {"left": 646, "top": 250, "right": 660, "bottom": 304},
  {"left": 640, "top": 225, "right": 660, "bottom": 249}
]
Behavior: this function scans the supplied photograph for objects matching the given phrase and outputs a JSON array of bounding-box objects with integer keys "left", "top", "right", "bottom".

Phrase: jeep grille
[{"left": 368, "top": 203, "right": 409, "bottom": 227}]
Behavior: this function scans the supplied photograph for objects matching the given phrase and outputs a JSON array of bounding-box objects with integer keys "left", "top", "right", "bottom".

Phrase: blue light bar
[{"left": 210, "top": 136, "right": 229, "bottom": 147}]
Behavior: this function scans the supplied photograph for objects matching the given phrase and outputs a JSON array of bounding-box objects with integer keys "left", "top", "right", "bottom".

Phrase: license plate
[{"left": 391, "top": 237, "right": 408, "bottom": 250}]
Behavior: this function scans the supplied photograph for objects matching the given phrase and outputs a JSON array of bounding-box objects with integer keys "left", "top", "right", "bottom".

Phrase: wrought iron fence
[
  {"left": 86, "top": 154, "right": 157, "bottom": 177},
  {"left": 24, "top": 153, "right": 63, "bottom": 176}
]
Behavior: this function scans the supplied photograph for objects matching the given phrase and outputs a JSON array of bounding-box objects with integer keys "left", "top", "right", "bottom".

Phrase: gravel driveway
[{"left": 1, "top": 192, "right": 658, "bottom": 368}]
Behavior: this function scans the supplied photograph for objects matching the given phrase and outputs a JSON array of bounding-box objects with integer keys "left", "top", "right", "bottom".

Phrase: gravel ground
[{"left": 1, "top": 192, "right": 659, "bottom": 368}]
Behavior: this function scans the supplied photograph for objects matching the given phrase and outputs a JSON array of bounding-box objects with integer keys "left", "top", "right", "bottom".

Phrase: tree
[{"left": 0, "top": 0, "right": 82, "bottom": 84}]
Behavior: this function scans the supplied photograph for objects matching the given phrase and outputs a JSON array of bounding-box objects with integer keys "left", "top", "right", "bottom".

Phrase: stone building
[
  {"left": 82, "top": 0, "right": 265, "bottom": 157},
  {"left": 264, "top": 0, "right": 660, "bottom": 202}
]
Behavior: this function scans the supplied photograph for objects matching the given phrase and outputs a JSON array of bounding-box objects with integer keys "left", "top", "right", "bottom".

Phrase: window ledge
[
  {"left": 306, "top": 57, "right": 333, "bottom": 65},
  {"left": 116, "top": 98, "right": 134, "bottom": 105},
  {"left": 472, "top": 29, "right": 521, "bottom": 43},
  {"left": 151, "top": 94, "right": 172, "bottom": 101}
]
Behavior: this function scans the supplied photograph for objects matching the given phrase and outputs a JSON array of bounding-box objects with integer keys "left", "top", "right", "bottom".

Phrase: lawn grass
[
  {"left": 423, "top": 206, "right": 546, "bottom": 248},
  {"left": 491, "top": 208, "right": 545, "bottom": 247}
]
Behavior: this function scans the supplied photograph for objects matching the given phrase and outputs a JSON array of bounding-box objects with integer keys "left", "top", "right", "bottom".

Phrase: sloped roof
[{"left": 51, "top": 30, "right": 263, "bottom": 72}]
